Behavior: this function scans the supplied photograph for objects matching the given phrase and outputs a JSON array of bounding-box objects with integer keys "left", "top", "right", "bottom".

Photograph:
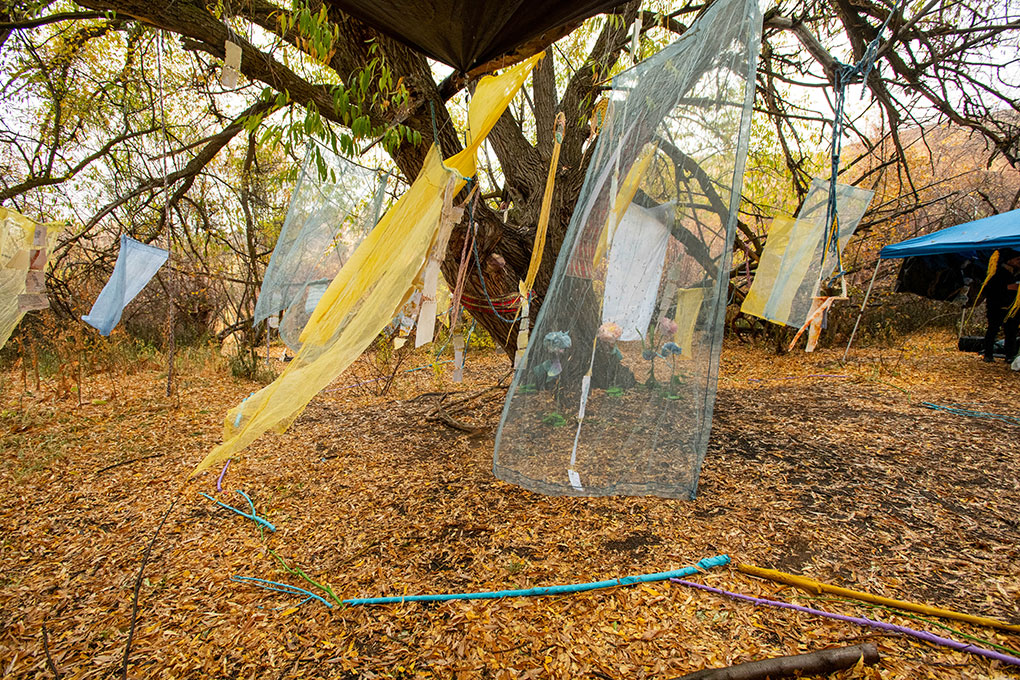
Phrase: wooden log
[{"left": 669, "top": 643, "right": 879, "bottom": 680}]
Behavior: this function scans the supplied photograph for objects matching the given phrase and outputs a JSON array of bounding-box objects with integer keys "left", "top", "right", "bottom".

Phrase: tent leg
[{"left": 842, "top": 259, "right": 881, "bottom": 362}]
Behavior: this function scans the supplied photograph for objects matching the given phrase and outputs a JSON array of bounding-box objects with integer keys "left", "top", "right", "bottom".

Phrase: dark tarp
[
  {"left": 880, "top": 209, "right": 1020, "bottom": 302},
  {"left": 894, "top": 253, "right": 986, "bottom": 303},
  {"left": 326, "top": 0, "right": 624, "bottom": 73}
]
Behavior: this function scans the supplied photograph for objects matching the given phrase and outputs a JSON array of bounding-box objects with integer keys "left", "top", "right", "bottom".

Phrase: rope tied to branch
[{"left": 821, "top": 0, "right": 903, "bottom": 284}]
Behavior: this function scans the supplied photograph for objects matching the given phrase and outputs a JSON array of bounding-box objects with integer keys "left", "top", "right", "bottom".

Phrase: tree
[{"left": 1, "top": 0, "right": 1018, "bottom": 356}]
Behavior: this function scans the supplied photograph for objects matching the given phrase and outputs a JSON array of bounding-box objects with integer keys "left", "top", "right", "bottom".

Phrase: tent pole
[{"left": 842, "top": 258, "right": 881, "bottom": 362}]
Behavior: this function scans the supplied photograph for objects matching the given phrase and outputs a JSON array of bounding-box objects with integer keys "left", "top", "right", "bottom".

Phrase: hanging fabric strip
[
  {"left": 18, "top": 223, "right": 51, "bottom": 311},
  {"left": 452, "top": 333, "right": 465, "bottom": 382},
  {"left": 221, "top": 39, "right": 242, "bottom": 88},
  {"left": 514, "top": 294, "right": 530, "bottom": 367},
  {"left": 416, "top": 177, "right": 463, "bottom": 347},
  {"left": 522, "top": 112, "right": 566, "bottom": 295},
  {"left": 515, "top": 113, "right": 566, "bottom": 361},
  {"left": 787, "top": 295, "right": 841, "bottom": 352},
  {"left": 1, "top": 208, "right": 62, "bottom": 348},
  {"left": 448, "top": 190, "right": 477, "bottom": 330}
]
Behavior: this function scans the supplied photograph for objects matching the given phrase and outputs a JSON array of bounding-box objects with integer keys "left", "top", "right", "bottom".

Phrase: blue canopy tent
[
  {"left": 878, "top": 209, "right": 1020, "bottom": 258},
  {"left": 843, "top": 209, "right": 1020, "bottom": 359}
]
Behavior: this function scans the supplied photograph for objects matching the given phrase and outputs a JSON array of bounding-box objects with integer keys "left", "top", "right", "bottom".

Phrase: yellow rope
[{"left": 736, "top": 563, "right": 1020, "bottom": 633}]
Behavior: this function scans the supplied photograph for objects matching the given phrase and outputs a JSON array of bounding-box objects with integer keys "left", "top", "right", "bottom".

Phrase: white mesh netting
[
  {"left": 493, "top": 0, "right": 762, "bottom": 498},
  {"left": 254, "top": 143, "right": 389, "bottom": 351}
]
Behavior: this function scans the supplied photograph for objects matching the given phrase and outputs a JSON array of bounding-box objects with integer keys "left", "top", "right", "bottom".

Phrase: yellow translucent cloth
[
  {"left": 0, "top": 208, "right": 62, "bottom": 350},
  {"left": 741, "top": 180, "right": 873, "bottom": 327},
  {"left": 192, "top": 54, "right": 542, "bottom": 476},
  {"left": 673, "top": 287, "right": 705, "bottom": 361},
  {"left": 740, "top": 215, "right": 795, "bottom": 322}
]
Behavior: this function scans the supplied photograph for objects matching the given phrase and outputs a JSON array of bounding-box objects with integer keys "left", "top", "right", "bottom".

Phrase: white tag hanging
[
  {"left": 416, "top": 180, "right": 462, "bottom": 348},
  {"left": 514, "top": 294, "right": 530, "bottom": 367},
  {"left": 221, "top": 40, "right": 242, "bottom": 88},
  {"left": 630, "top": 13, "right": 643, "bottom": 62}
]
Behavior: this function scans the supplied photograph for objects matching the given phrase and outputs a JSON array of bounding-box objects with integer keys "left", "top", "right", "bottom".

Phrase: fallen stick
[
  {"left": 95, "top": 454, "right": 163, "bottom": 475},
  {"left": 668, "top": 643, "right": 878, "bottom": 679}
]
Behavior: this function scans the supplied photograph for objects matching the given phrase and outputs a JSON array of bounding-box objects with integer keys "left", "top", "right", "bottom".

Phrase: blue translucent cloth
[{"left": 82, "top": 235, "right": 168, "bottom": 336}]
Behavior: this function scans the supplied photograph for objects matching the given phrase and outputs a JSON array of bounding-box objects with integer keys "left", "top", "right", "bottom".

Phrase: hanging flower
[
  {"left": 597, "top": 322, "right": 623, "bottom": 343},
  {"left": 543, "top": 331, "right": 572, "bottom": 352},
  {"left": 545, "top": 358, "right": 562, "bottom": 377},
  {"left": 642, "top": 349, "right": 657, "bottom": 361},
  {"left": 657, "top": 317, "right": 678, "bottom": 336},
  {"left": 661, "top": 342, "right": 682, "bottom": 356}
]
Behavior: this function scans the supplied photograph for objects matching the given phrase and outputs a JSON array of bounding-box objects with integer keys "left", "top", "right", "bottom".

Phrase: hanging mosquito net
[
  {"left": 191, "top": 54, "right": 542, "bottom": 477},
  {"left": 493, "top": 0, "right": 761, "bottom": 499},
  {"left": 741, "top": 178, "right": 874, "bottom": 328},
  {"left": 254, "top": 143, "right": 390, "bottom": 351}
]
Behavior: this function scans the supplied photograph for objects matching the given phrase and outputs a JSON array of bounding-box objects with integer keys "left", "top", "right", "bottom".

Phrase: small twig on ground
[
  {"left": 120, "top": 495, "right": 180, "bottom": 680},
  {"left": 95, "top": 454, "right": 164, "bottom": 475},
  {"left": 42, "top": 619, "right": 60, "bottom": 679},
  {"left": 441, "top": 384, "right": 506, "bottom": 414},
  {"left": 427, "top": 405, "right": 485, "bottom": 433}
]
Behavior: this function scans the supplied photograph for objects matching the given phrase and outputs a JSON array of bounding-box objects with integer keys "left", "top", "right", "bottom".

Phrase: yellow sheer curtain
[{"left": 0, "top": 208, "right": 62, "bottom": 350}]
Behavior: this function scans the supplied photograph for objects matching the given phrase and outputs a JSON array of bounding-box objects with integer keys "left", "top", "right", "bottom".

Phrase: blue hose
[
  {"left": 342, "top": 554, "right": 729, "bottom": 606},
  {"left": 231, "top": 576, "right": 333, "bottom": 608},
  {"left": 200, "top": 492, "right": 276, "bottom": 532}
]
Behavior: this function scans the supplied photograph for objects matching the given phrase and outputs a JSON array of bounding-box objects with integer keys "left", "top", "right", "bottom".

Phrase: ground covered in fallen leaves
[{"left": 2, "top": 329, "right": 1019, "bottom": 679}]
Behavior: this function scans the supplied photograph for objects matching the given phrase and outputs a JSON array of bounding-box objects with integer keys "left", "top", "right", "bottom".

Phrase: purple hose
[
  {"left": 216, "top": 459, "right": 230, "bottom": 492},
  {"left": 671, "top": 579, "right": 1020, "bottom": 667}
]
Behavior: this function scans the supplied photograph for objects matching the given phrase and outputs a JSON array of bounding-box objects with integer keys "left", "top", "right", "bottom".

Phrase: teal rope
[
  {"left": 919, "top": 402, "right": 1020, "bottom": 427},
  {"left": 821, "top": 0, "right": 903, "bottom": 280},
  {"left": 200, "top": 492, "right": 276, "bottom": 532},
  {"left": 467, "top": 193, "right": 521, "bottom": 324},
  {"left": 236, "top": 489, "right": 265, "bottom": 539},
  {"left": 343, "top": 554, "right": 729, "bottom": 606},
  {"left": 231, "top": 576, "right": 333, "bottom": 608}
]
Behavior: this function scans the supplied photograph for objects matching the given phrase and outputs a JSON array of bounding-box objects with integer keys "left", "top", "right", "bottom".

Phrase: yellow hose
[{"left": 736, "top": 563, "right": 1020, "bottom": 633}]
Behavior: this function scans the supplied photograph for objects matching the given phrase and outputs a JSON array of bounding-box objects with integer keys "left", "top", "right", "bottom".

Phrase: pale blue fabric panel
[{"left": 82, "top": 235, "right": 169, "bottom": 336}]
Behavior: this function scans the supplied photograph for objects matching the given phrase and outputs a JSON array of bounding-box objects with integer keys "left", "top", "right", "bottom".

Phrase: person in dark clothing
[{"left": 983, "top": 249, "right": 1020, "bottom": 363}]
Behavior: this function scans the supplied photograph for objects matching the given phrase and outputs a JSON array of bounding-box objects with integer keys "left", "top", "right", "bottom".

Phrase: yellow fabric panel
[
  {"left": 673, "top": 287, "right": 705, "bottom": 361},
  {"left": 0, "top": 208, "right": 62, "bottom": 350},
  {"left": 740, "top": 215, "right": 794, "bottom": 323},
  {"left": 192, "top": 54, "right": 542, "bottom": 477}
]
